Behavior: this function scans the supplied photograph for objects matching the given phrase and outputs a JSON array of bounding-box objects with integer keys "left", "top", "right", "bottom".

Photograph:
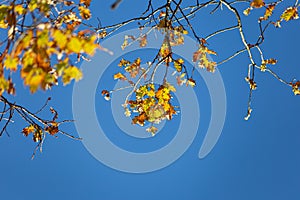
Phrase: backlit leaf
[
  {"left": 280, "top": 7, "right": 299, "bottom": 21},
  {"left": 62, "top": 66, "right": 83, "bottom": 85},
  {"left": 53, "top": 29, "right": 67, "bottom": 49},
  {"left": 250, "top": 0, "right": 265, "bottom": 8},
  {"left": 114, "top": 72, "right": 127, "bottom": 80},
  {"left": 4, "top": 55, "right": 19, "bottom": 71},
  {"left": 67, "top": 37, "right": 82, "bottom": 54},
  {"left": 79, "top": 6, "right": 91, "bottom": 20},
  {"left": 174, "top": 58, "right": 184, "bottom": 72},
  {"left": 243, "top": 7, "right": 251, "bottom": 16},
  {"left": 22, "top": 125, "right": 35, "bottom": 137}
]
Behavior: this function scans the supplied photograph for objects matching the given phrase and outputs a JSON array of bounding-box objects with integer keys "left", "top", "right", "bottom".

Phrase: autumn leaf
[
  {"left": 23, "top": 68, "right": 46, "bottom": 93},
  {"left": 28, "top": 0, "right": 38, "bottom": 12},
  {"left": 118, "top": 58, "right": 131, "bottom": 67},
  {"left": 82, "top": 35, "right": 99, "bottom": 55},
  {"left": 45, "top": 125, "right": 59, "bottom": 135},
  {"left": 193, "top": 45, "right": 217, "bottom": 72},
  {"left": 155, "top": 86, "right": 171, "bottom": 101},
  {"left": 174, "top": 58, "right": 184, "bottom": 72},
  {"left": 53, "top": 29, "right": 67, "bottom": 49},
  {"left": 260, "top": 5, "right": 275, "bottom": 21},
  {"left": 243, "top": 8, "right": 251, "bottom": 16},
  {"left": 79, "top": 6, "right": 91, "bottom": 20},
  {"left": 132, "top": 112, "right": 147, "bottom": 126},
  {"left": 159, "top": 41, "right": 172, "bottom": 65},
  {"left": 291, "top": 81, "right": 300, "bottom": 95},
  {"left": 4, "top": 55, "right": 19, "bottom": 71},
  {"left": 0, "top": 77, "right": 9, "bottom": 95},
  {"left": 80, "top": 0, "right": 91, "bottom": 7},
  {"left": 147, "top": 104, "right": 165, "bottom": 123},
  {"left": 146, "top": 126, "right": 158, "bottom": 136},
  {"left": 62, "top": 66, "right": 83, "bottom": 85},
  {"left": 37, "top": 29, "right": 49, "bottom": 48},
  {"left": 164, "top": 82, "right": 176, "bottom": 92},
  {"left": 250, "top": 0, "right": 265, "bottom": 8},
  {"left": 187, "top": 78, "right": 196, "bottom": 87},
  {"left": 22, "top": 125, "right": 35, "bottom": 136},
  {"left": 14, "top": 5, "right": 25, "bottom": 15},
  {"left": 67, "top": 37, "right": 82, "bottom": 54},
  {"left": 264, "top": 58, "right": 277, "bottom": 65},
  {"left": 114, "top": 72, "right": 127, "bottom": 80},
  {"left": 280, "top": 7, "right": 299, "bottom": 21}
]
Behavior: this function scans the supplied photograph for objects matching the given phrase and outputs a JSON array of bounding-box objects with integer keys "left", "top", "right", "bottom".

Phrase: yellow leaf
[
  {"left": 22, "top": 125, "right": 35, "bottom": 136},
  {"left": 78, "top": 6, "right": 91, "bottom": 20},
  {"left": 174, "top": 58, "right": 184, "bottom": 72},
  {"left": 280, "top": 7, "right": 299, "bottom": 21},
  {"left": 24, "top": 69, "right": 45, "bottom": 93},
  {"left": 0, "top": 21, "right": 8, "bottom": 29},
  {"left": 291, "top": 81, "right": 300, "bottom": 95},
  {"left": 0, "top": 76, "right": 9, "bottom": 95},
  {"left": 28, "top": 0, "right": 38, "bottom": 12},
  {"left": 114, "top": 72, "right": 126, "bottom": 80},
  {"left": 164, "top": 82, "right": 176, "bottom": 92},
  {"left": 62, "top": 66, "right": 83, "bottom": 85},
  {"left": 82, "top": 35, "right": 99, "bottom": 55},
  {"left": 67, "top": 37, "right": 82, "bottom": 54},
  {"left": 53, "top": 29, "right": 67, "bottom": 49},
  {"left": 4, "top": 55, "right": 19, "bottom": 71},
  {"left": 37, "top": 29, "right": 49, "bottom": 48},
  {"left": 14, "top": 5, "right": 25, "bottom": 15},
  {"left": 243, "top": 8, "right": 251, "bottom": 16}
]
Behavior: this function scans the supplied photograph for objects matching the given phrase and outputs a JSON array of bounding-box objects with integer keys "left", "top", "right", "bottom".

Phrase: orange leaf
[
  {"left": 260, "top": 5, "right": 275, "bottom": 21},
  {"left": 22, "top": 125, "right": 35, "bottom": 137},
  {"left": 113, "top": 72, "right": 127, "bottom": 80},
  {"left": 250, "top": 0, "right": 265, "bottom": 8}
]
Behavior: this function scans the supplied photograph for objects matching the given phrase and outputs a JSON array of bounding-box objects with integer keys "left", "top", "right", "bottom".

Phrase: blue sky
[{"left": 0, "top": 0, "right": 300, "bottom": 199}]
